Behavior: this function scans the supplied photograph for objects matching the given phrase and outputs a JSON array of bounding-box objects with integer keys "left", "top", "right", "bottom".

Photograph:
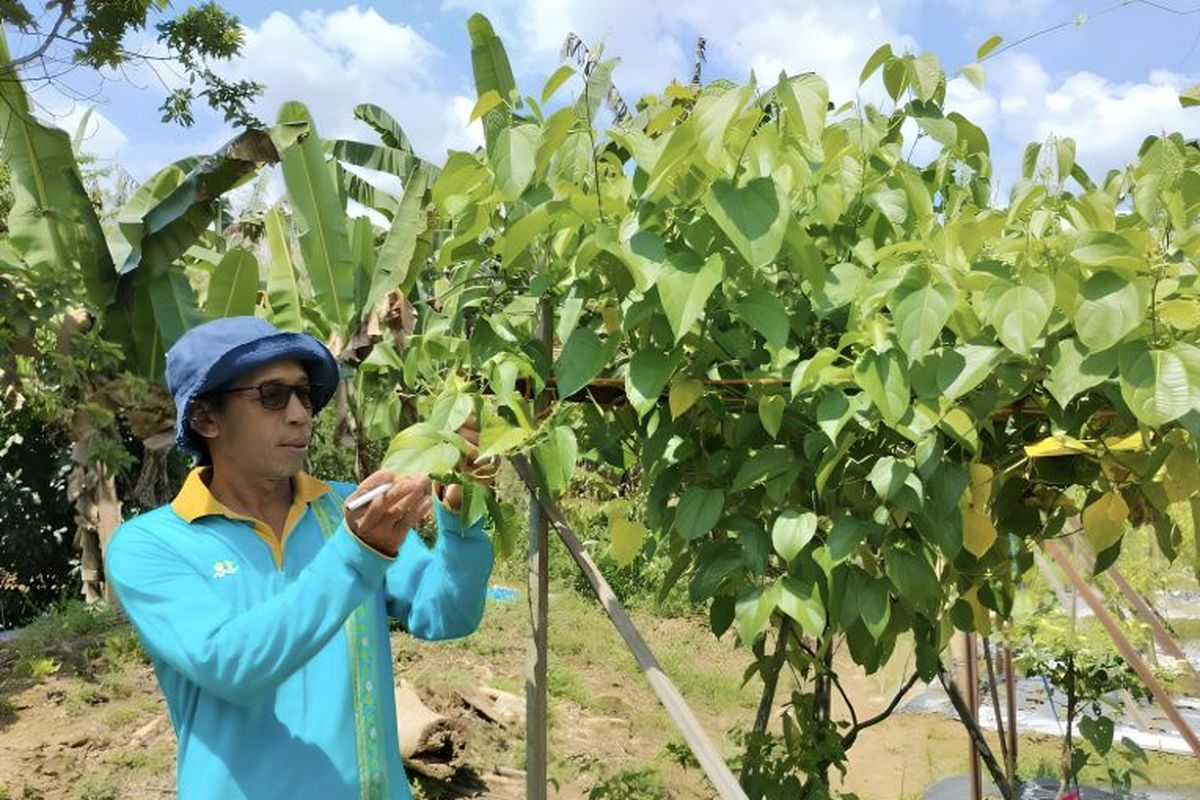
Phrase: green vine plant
[{"left": 334, "top": 15, "right": 1200, "bottom": 797}]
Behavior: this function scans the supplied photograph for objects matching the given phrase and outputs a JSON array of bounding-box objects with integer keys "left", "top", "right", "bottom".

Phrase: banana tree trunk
[{"left": 68, "top": 412, "right": 122, "bottom": 605}]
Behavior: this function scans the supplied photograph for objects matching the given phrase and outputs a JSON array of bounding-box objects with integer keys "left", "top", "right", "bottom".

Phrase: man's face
[{"left": 197, "top": 360, "right": 315, "bottom": 480}]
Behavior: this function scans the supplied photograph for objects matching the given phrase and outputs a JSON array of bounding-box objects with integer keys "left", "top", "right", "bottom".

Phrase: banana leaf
[
  {"left": 0, "top": 29, "right": 115, "bottom": 307},
  {"left": 278, "top": 101, "right": 356, "bottom": 337}
]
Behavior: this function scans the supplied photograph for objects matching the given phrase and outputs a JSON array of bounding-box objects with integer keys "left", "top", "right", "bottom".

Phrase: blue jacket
[{"left": 104, "top": 468, "right": 494, "bottom": 799}]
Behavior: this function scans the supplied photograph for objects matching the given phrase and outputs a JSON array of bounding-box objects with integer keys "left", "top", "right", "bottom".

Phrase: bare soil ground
[{"left": 1, "top": 590, "right": 1195, "bottom": 800}]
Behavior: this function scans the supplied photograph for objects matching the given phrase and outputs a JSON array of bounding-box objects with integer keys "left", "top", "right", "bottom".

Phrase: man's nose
[{"left": 284, "top": 391, "right": 312, "bottom": 423}]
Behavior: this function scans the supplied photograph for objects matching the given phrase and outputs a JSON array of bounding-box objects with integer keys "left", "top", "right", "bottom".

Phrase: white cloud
[
  {"left": 227, "top": 6, "right": 480, "bottom": 162},
  {"left": 444, "top": 0, "right": 917, "bottom": 107},
  {"left": 24, "top": 86, "right": 128, "bottom": 163},
  {"left": 956, "top": 53, "right": 1199, "bottom": 188}
]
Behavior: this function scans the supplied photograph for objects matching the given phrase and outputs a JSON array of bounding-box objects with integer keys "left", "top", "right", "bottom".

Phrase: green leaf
[
  {"left": 779, "top": 73, "right": 829, "bottom": 143},
  {"left": 1045, "top": 338, "right": 1117, "bottom": 407},
  {"left": 891, "top": 275, "right": 956, "bottom": 360},
  {"left": 469, "top": 89, "right": 504, "bottom": 123},
  {"left": 354, "top": 104, "right": 416, "bottom": 152},
  {"left": 1072, "top": 231, "right": 1145, "bottom": 271},
  {"left": 575, "top": 58, "right": 619, "bottom": 125},
  {"left": 669, "top": 376, "right": 705, "bottom": 419},
  {"left": 733, "top": 446, "right": 793, "bottom": 491},
  {"left": 1118, "top": 341, "right": 1200, "bottom": 426},
  {"left": 626, "top": 348, "right": 674, "bottom": 418},
  {"left": 556, "top": 328, "right": 616, "bottom": 399},
  {"left": 759, "top": 394, "right": 786, "bottom": 439},
  {"left": 147, "top": 268, "right": 202, "bottom": 347},
  {"left": 962, "top": 63, "right": 985, "bottom": 89},
  {"left": 489, "top": 124, "right": 538, "bottom": 201},
  {"left": 909, "top": 54, "right": 943, "bottom": 102},
  {"left": 541, "top": 64, "right": 575, "bottom": 104},
  {"left": 610, "top": 516, "right": 648, "bottom": 567},
  {"left": 868, "top": 456, "right": 924, "bottom": 513},
  {"left": 735, "top": 585, "right": 778, "bottom": 645},
  {"left": 533, "top": 426, "right": 578, "bottom": 494},
  {"left": 1158, "top": 299, "right": 1200, "bottom": 331},
  {"left": 1075, "top": 270, "right": 1146, "bottom": 351},
  {"left": 370, "top": 163, "right": 431, "bottom": 304},
  {"left": 860, "top": 43, "right": 893, "bottom": 85},
  {"left": 910, "top": 345, "right": 1002, "bottom": 401},
  {"left": 656, "top": 253, "right": 724, "bottom": 343},
  {"left": 467, "top": 13, "right": 517, "bottom": 149},
  {"left": 1180, "top": 81, "right": 1200, "bottom": 108},
  {"left": 676, "top": 488, "right": 725, "bottom": 540},
  {"left": 0, "top": 32, "right": 116, "bottom": 306},
  {"left": 772, "top": 510, "right": 817, "bottom": 564},
  {"left": 205, "top": 248, "right": 259, "bottom": 319},
  {"left": 867, "top": 186, "right": 908, "bottom": 225},
  {"left": 1079, "top": 715, "right": 1114, "bottom": 756},
  {"left": 792, "top": 348, "right": 840, "bottom": 397},
  {"left": 737, "top": 288, "right": 790, "bottom": 349},
  {"left": 986, "top": 273, "right": 1054, "bottom": 355},
  {"left": 976, "top": 34, "right": 1003, "bottom": 60},
  {"left": 778, "top": 578, "right": 826, "bottom": 638},
  {"left": 884, "top": 546, "right": 940, "bottom": 612},
  {"left": 382, "top": 423, "right": 463, "bottom": 477},
  {"left": 854, "top": 349, "right": 911, "bottom": 426},
  {"left": 703, "top": 177, "right": 789, "bottom": 269},
  {"left": 277, "top": 101, "right": 355, "bottom": 336},
  {"left": 828, "top": 516, "right": 873, "bottom": 563},
  {"left": 264, "top": 207, "right": 304, "bottom": 332}
]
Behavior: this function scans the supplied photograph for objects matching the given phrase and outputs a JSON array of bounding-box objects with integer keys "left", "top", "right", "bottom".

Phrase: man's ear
[{"left": 189, "top": 400, "right": 221, "bottom": 441}]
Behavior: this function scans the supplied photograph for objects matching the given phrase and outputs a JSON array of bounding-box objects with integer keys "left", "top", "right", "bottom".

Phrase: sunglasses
[{"left": 216, "top": 382, "right": 323, "bottom": 411}]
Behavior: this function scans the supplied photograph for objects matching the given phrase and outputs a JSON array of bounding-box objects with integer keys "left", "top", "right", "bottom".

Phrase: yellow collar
[{"left": 171, "top": 467, "right": 330, "bottom": 523}]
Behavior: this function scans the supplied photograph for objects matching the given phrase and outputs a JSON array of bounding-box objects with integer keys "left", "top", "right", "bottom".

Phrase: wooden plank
[
  {"left": 1043, "top": 539, "right": 1200, "bottom": 760},
  {"left": 511, "top": 454, "right": 750, "bottom": 800}
]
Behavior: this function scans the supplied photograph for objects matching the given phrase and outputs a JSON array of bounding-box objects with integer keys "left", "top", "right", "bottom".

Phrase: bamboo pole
[{"left": 511, "top": 454, "right": 749, "bottom": 800}]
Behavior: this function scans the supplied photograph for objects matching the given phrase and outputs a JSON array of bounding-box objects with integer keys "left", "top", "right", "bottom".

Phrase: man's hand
[
  {"left": 436, "top": 416, "right": 499, "bottom": 511},
  {"left": 344, "top": 471, "right": 432, "bottom": 557}
]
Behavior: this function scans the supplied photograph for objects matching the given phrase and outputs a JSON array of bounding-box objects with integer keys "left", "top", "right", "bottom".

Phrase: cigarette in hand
[{"left": 346, "top": 481, "right": 392, "bottom": 512}]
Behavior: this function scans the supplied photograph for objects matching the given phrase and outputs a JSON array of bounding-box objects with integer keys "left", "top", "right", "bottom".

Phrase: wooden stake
[
  {"left": 524, "top": 299, "right": 552, "bottom": 800},
  {"left": 1043, "top": 539, "right": 1200, "bottom": 760},
  {"left": 512, "top": 455, "right": 749, "bottom": 800}
]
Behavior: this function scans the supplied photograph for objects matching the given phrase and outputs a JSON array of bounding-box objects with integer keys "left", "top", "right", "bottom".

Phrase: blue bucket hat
[{"left": 165, "top": 317, "right": 340, "bottom": 462}]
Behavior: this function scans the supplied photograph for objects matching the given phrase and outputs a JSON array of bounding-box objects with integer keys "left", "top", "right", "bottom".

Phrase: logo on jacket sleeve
[{"left": 212, "top": 559, "right": 239, "bottom": 579}]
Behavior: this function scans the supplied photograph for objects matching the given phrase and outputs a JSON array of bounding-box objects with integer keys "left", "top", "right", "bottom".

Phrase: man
[{"left": 104, "top": 316, "right": 495, "bottom": 799}]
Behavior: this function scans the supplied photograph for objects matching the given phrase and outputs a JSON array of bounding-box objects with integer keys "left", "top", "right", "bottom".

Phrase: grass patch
[
  {"left": 587, "top": 765, "right": 665, "bottom": 800},
  {"left": 1016, "top": 733, "right": 1200, "bottom": 788},
  {"left": 5, "top": 600, "right": 128, "bottom": 681},
  {"left": 72, "top": 770, "right": 119, "bottom": 800}
]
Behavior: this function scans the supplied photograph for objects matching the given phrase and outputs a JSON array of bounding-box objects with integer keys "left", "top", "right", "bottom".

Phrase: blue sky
[{"left": 13, "top": 0, "right": 1200, "bottom": 196}]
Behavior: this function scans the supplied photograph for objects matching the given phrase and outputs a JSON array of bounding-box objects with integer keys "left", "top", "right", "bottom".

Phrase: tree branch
[
  {"left": 3, "top": 2, "right": 75, "bottom": 73},
  {"left": 841, "top": 671, "right": 919, "bottom": 749}
]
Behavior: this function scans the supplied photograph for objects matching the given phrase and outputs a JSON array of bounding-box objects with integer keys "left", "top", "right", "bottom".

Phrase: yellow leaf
[
  {"left": 962, "top": 508, "right": 998, "bottom": 557},
  {"left": 1158, "top": 298, "right": 1200, "bottom": 331},
  {"left": 601, "top": 304, "right": 622, "bottom": 332},
  {"left": 609, "top": 517, "right": 647, "bottom": 567},
  {"left": 1160, "top": 445, "right": 1200, "bottom": 503},
  {"left": 962, "top": 587, "right": 992, "bottom": 636},
  {"left": 1082, "top": 490, "right": 1129, "bottom": 553},
  {"left": 968, "top": 463, "right": 993, "bottom": 510},
  {"left": 669, "top": 377, "right": 705, "bottom": 419},
  {"left": 1024, "top": 434, "right": 1092, "bottom": 458},
  {"left": 1103, "top": 432, "right": 1144, "bottom": 452}
]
